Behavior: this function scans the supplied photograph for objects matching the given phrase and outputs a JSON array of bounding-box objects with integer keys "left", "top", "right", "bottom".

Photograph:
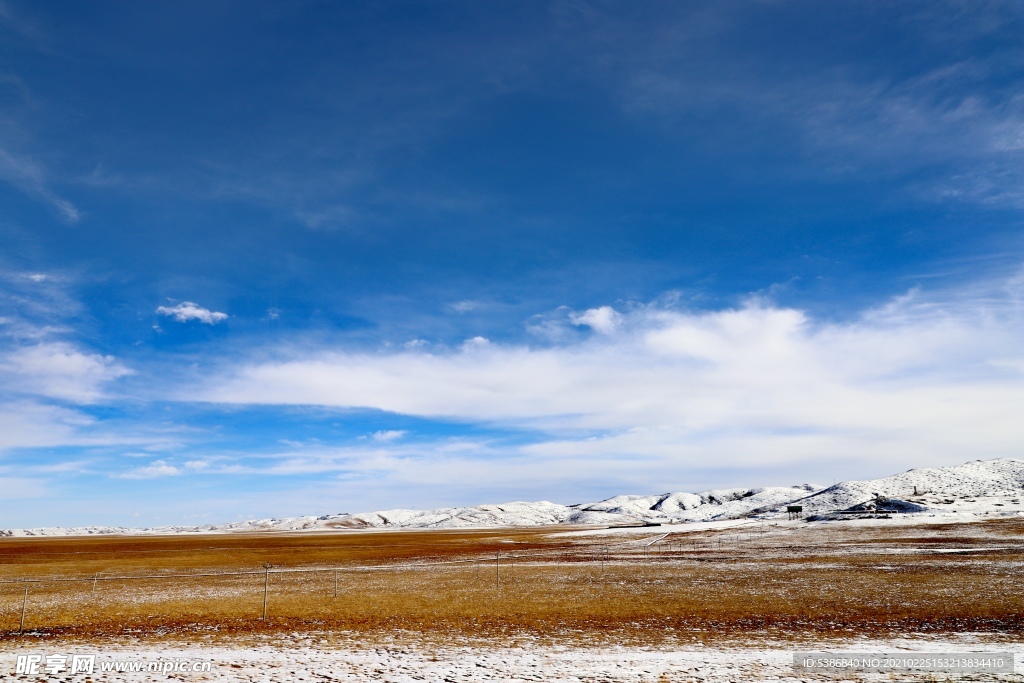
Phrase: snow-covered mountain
[
  {"left": 760, "top": 457, "right": 1024, "bottom": 519},
  {"left": 566, "top": 486, "right": 820, "bottom": 523},
  {"left": 4, "top": 458, "right": 1023, "bottom": 536}
]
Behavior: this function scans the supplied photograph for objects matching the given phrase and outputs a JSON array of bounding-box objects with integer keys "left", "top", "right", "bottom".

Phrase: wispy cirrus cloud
[
  {"left": 0, "top": 401, "right": 93, "bottom": 450},
  {"left": 629, "top": 69, "right": 1024, "bottom": 207},
  {"left": 0, "top": 147, "right": 79, "bottom": 222},
  {"left": 609, "top": 3, "right": 1024, "bottom": 208},
  {"left": 796, "top": 73, "right": 1024, "bottom": 207}
]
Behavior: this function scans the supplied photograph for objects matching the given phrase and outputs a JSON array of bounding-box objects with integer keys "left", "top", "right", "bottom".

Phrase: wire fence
[{"left": 1, "top": 526, "right": 781, "bottom": 634}]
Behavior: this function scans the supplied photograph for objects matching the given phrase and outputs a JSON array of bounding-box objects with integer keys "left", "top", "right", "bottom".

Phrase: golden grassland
[{"left": 1, "top": 519, "right": 1023, "bottom": 644}]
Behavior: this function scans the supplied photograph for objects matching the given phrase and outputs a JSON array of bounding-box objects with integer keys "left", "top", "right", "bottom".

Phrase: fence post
[
  {"left": 92, "top": 573, "right": 98, "bottom": 593},
  {"left": 334, "top": 570, "right": 338, "bottom": 599},
  {"left": 262, "top": 563, "right": 270, "bottom": 620},
  {"left": 495, "top": 550, "right": 500, "bottom": 589},
  {"left": 19, "top": 585, "right": 28, "bottom": 633}
]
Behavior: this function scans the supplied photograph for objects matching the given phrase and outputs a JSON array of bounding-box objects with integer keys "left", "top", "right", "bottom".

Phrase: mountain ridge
[{"left": 5, "top": 458, "right": 1023, "bottom": 536}]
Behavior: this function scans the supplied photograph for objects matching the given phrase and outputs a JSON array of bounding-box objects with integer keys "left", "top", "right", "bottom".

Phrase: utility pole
[
  {"left": 19, "top": 585, "right": 28, "bottom": 633},
  {"left": 262, "top": 563, "right": 270, "bottom": 620}
]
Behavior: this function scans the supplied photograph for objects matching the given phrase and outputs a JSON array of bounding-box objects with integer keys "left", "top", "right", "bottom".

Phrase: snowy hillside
[
  {"left": 1, "top": 487, "right": 818, "bottom": 536},
  {"left": 338, "top": 501, "right": 574, "bottom": 529},
  {"left": 4, "top": 458, "right": 1023, "bottom": 536},
  {"left": 754, "top": 458, "right": 1024, "bottom": 518},
  {"left": 570, "top": 486, "right": 818, "bottom": 523}
]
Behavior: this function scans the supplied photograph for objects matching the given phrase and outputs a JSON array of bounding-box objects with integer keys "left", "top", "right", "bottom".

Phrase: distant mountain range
[{"left": 5, "top": 458, "right": 1023, "bottom": 536}]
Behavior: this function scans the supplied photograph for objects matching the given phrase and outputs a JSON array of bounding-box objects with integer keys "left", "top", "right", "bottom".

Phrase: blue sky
[{"left": 1, "top": 1, "right": 1023, "bottom": 527}]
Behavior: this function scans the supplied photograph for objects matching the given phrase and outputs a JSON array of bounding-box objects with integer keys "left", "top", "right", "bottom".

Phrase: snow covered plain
[
  {"left": 6, "top": 458, "right": 1023, "bottom": 537},
  {"left": 3, "top": 510, "right": 1024, "bottom": 681},
  {"left": 2, "top": 634, "right": 1022, "bottom": 682}
]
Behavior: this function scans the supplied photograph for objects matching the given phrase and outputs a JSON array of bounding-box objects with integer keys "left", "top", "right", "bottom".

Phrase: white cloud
[
  {"left": 197, "top": 275, "right": 1024, "bottom": 475},
  {"left": 0, "top": 401, "right": 83, "bottom": 448},
  {"left": 0, "top": 342, "right": 132, "bottom": 402},
  {"left": 525, "top": 305, "right": 576, "bottom": 341},
  {"left": 0, "top": 400, "right": 183, "bottom": 454},
  {"left": 156, "top": 301, "right": 228, "bottom": 325},
  {"left": 0, "top": 271, "right": 84, "bottom": 339},
  {"left": 0, "top": 402, "right": 91, "bottom": 449},
  {"left": 570, "top": 305, "right": 622, "bottom": 334},
  {"left": 370, "top": 430, "right": 407, "bottom": 442},
  {"left": 449, "top": 300, "right": 480, "bottom": 313},
  {"left": 116, "top": 459, "right": 180, "bottom": 480},
  {"left": 461, "top": 335, "right": 490, "bottom": 350}
]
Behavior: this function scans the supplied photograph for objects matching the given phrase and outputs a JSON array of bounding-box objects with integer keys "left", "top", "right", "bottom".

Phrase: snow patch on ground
[{"left": 2, "top": 636, "right": 1020, "bottom": 682}]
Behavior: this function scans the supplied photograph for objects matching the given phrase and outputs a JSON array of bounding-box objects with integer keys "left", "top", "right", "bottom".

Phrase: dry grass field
[{"left": 2, "top": 518, "right": 1023, "bottom": 645}]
